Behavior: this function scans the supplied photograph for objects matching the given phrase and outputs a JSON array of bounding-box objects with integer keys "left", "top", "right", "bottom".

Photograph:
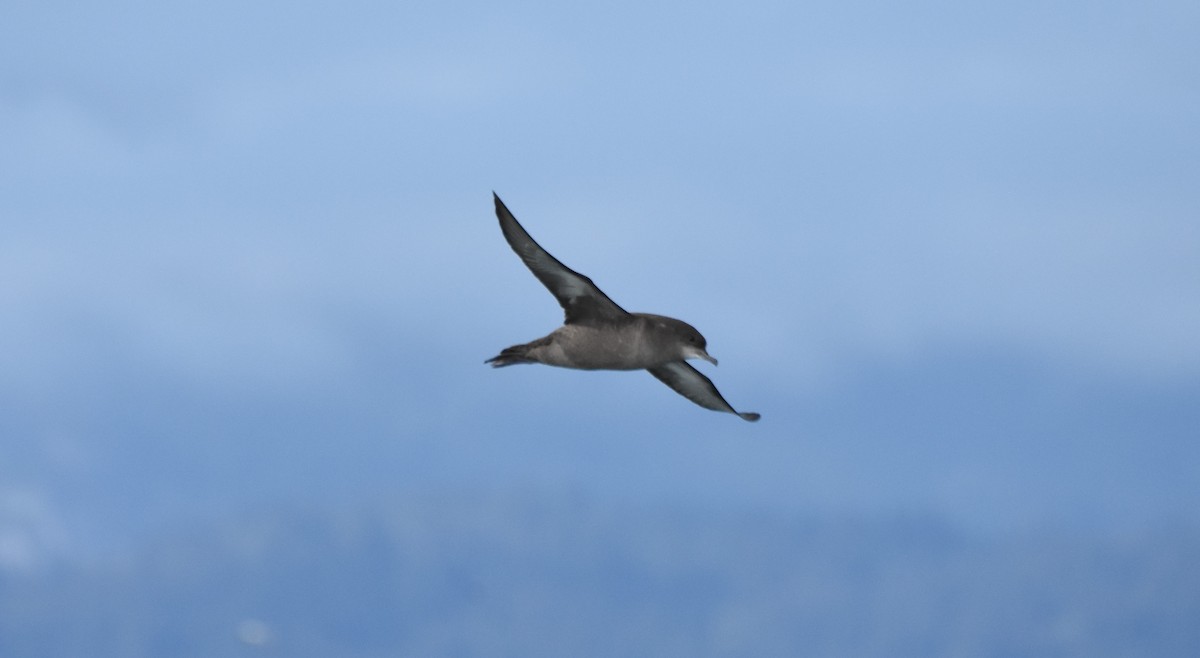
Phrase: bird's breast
[{"left": 546, "top": 324, "right": 656, "bottom": 370}]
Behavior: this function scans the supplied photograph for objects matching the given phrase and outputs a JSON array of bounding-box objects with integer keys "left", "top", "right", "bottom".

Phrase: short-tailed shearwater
[{"left": 486, "top": 193, "right": 760, "bottom": 422}]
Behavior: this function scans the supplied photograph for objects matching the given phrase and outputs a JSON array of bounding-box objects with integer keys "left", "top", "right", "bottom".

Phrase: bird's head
[{"left": 659, "top": 316, "right": 717, "bottom": 366}]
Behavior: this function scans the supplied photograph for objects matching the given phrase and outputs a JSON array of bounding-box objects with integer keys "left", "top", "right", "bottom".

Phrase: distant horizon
[{"left": 5, "top": 488, "right": 1199, "bottom": 657}]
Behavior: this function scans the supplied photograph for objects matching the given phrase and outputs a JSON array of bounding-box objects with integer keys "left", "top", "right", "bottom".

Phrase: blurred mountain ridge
[{"left": 2, "top": 490, "right": 1196, "bottom": 657}]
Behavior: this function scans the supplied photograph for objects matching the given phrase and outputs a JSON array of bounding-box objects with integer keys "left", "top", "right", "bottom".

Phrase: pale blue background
[{"left": 2, "top": 1, "right": 1198, "bottom": 655}]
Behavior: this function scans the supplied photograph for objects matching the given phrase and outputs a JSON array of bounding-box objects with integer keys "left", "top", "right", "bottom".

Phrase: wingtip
[
  {"left": 739, "top": 412, "right": 761, "bottom": 422},
  {"left": 493, "top": 192, "right": 510, "bottom": 216}
]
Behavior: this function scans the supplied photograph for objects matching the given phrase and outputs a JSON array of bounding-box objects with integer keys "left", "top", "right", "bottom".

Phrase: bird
[{"left": 486, "top": 193, "right": 760, "bottom": 422}]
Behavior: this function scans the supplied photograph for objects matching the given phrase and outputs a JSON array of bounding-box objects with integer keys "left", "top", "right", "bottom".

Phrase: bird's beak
[{"left": 686, "top": 345, "right": 718, "bottom": 366}]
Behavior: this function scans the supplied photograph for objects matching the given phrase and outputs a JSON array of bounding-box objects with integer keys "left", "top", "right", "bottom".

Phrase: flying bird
[{"left": 486, "top": 193, "right": 760, "bottom": 422}]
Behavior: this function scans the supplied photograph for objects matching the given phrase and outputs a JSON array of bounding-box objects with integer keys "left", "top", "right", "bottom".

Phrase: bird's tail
[{"left": 485, "top": 340, "right": 541, "bottom": 367}]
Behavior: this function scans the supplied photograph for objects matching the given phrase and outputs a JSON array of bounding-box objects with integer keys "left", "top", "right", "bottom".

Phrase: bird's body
[
  {"left": 487, "top": 193, "right": 760, "bottom": 422},
  {"left": 489, "top": 313, "right": 708, "bottom": 371}
]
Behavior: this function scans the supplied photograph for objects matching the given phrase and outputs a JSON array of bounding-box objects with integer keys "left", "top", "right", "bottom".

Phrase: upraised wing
[
  {"left": 648, "top": 361, "right": 760, "bottom": 422},
  {"left": 493, "top": 193, "right": 629, "bottom": 325}
]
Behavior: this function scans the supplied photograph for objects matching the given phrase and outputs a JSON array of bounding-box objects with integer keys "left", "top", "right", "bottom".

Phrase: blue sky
[{"left": 2, "top": 1, "right": 1199, "bottom": 564}]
